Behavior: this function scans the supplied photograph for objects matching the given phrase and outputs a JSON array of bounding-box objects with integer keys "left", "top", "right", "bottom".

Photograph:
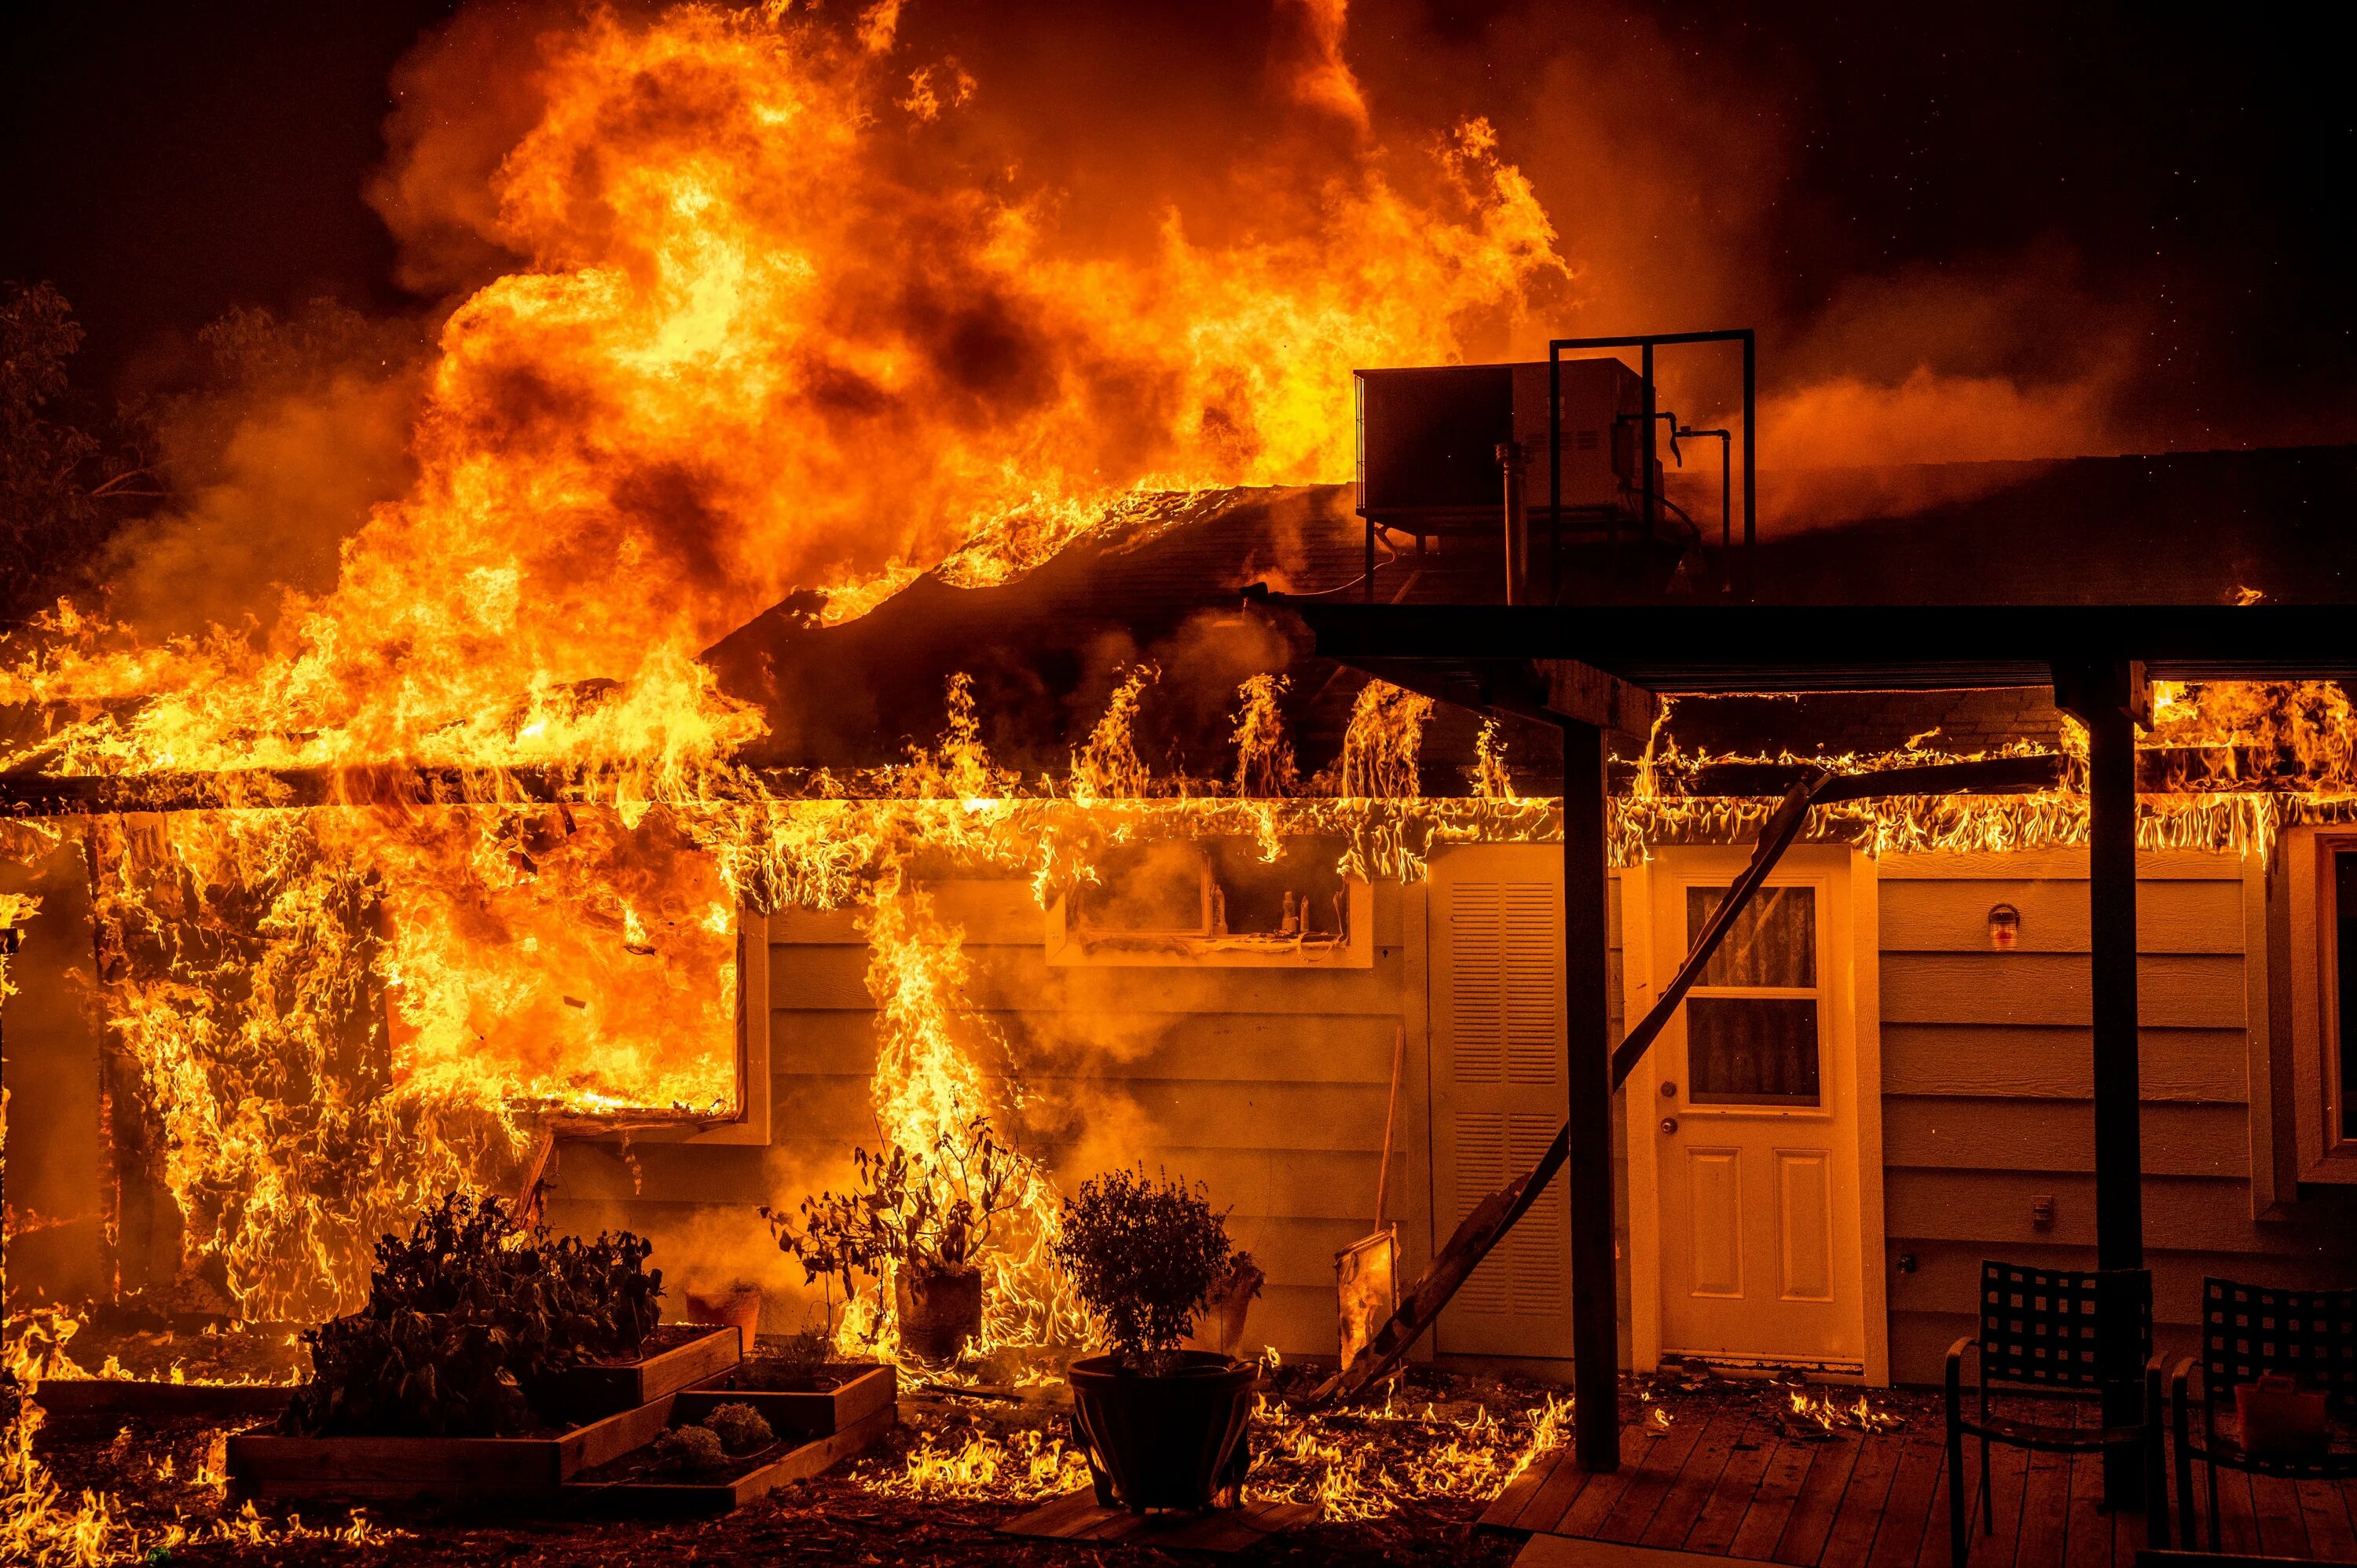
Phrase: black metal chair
[
  {"left": 2166, "top": 1277, "right": 2357, "bottom": 1551},
  {"left": 1946, "top": 1262, "right": 2154, "bottom": 1566}
]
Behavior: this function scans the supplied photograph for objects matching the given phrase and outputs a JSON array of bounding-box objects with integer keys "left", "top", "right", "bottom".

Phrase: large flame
[{"left": 0, "top": 0, "right": 1567, "bottom": 1325}]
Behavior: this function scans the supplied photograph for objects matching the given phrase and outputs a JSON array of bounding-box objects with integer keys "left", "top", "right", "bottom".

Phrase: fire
[
  {"left": 1, "top": 0, "right": 1567, "bottom": 1328},
  {"left": 867, "top": 1422, "right": 1095, "bottom": 1503},
  {"left": 1244, "top": 1387, "right": 1576, "bottom": 1521},
  {"left": 1785, "top": 1385, "right": 1902, "bottom": 1436},
  {"left": 1, "top": 0, "right": 2353, "bottom": 1424}
]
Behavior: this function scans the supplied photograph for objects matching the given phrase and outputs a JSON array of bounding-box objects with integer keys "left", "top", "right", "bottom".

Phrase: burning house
[{"left": 5, "top": 2, "right": 2357, "bottom": 1563}]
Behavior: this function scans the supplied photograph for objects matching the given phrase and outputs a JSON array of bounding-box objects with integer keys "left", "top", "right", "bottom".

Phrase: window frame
[
  {"left": 1674, "top": 873, "right": 1835, "bottom": 1124},
  {"left": 2287, "top": 826, "right": 2357, "bottom": 1183}
]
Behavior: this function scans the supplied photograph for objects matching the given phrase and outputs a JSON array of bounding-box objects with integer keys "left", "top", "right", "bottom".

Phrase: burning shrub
[
  {"left": 282, "top": 1192, "right": 663, "bottom": 1437},
  {"left": 1052, "top": 1168, "right": 1234, "bottom": 1373},
  {"left": 703, "top": 1401, "right": 775, "bottom": 1455}
]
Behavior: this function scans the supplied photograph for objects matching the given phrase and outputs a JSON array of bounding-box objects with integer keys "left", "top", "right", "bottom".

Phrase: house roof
[{"left": 705, "top": 445, "right": 2357, "bottom": 784}]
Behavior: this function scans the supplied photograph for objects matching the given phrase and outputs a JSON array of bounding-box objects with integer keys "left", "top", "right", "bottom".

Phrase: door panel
[
  {"left": 1686, "top": 1149, "right": 1744, "bottom": 1298},
  {"left": 1776, "top": 1152, "right": 1834, "bottom": 1302},
  {"left": 1428, "top": 845, "right": 1574, "bottom": 1358},
  {"left": 1648, "top": 852, "right": 1864, "bottom": 1371}
]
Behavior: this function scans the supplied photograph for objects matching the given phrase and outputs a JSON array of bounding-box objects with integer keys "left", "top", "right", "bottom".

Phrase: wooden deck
[{"left": 1483, "top": 1387, "right": 2357, "bottom": 1568}]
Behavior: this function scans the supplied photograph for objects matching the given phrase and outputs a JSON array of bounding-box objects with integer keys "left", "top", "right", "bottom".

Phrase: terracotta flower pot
[
  {"left": 895, "top": 1262, "right": 983, "bottom": 1362},
  {"left": 1067, "top": 1350, "right": 1255, "bottom": 1512},
  {"left": 683, "top": 1285, "right": 764, "bottom": 1347}
]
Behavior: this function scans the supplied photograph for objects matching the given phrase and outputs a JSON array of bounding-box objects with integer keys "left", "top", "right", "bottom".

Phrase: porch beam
[
  {"left": 1561, "top": 716, "right": 1621, "bottom": 1472},
  {"left": 2053, "top": 657, "right": 2147, "bottom": 1506},
  {"left": 1531, "top": 659, "right": 1660, "bottom": 738}
]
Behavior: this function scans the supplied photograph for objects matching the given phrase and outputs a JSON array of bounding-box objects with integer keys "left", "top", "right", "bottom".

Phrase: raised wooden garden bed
[
  {"left": 37, "top": 1378, "right": 295, "bottom": 1422},
  {"left": 562, "top": 1402, "right": 895, "bottom": 1515},
  {"left": 225, "top": 1391, "right": 677, "bottom": 1504},
  {"left": 675, "top": 1361, "right": 895, "bottom": 1438},
  {"left": 541, "top": 1324, "right": 742, "bottom": 1422}
]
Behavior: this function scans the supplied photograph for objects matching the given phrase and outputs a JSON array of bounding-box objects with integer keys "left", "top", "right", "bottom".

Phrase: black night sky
[{"left": 5, "top": 0, "right": 2355, "bottom": 446}]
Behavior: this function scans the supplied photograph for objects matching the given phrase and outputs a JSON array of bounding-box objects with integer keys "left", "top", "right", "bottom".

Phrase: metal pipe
[
  {"left": 1549, "top": 346, "right": 1563, "bottom": 601},
  {"left": 1637, "top": 343, "right": 1655, "bottom": 553},
  {"left": 1497, "top": 439, "right": 1527, "bottom": 605},
  {"left": 1678, "top": 425, "right": 1733, "bottom": 566},
  {"left": 1547, "top": 329, "right": 1758, "bottom": 592}
]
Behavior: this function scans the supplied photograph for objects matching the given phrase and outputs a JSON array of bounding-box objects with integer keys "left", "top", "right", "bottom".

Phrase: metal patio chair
[
  {"left": 2165, "top": 1277, "right": 2357, "bottom": 1551},
  {"left": 1946, "top": 1262, "right": 2155, "bottom": 1566}
]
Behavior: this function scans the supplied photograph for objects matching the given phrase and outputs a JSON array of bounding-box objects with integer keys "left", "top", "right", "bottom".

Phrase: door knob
[{"left": 1659, "top": 1116, "right": 1679, "bottom": 1135}]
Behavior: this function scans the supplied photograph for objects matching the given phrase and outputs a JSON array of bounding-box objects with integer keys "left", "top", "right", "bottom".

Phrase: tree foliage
[{"left": 0, "top": 282, "right": 150, "bottom": 621}]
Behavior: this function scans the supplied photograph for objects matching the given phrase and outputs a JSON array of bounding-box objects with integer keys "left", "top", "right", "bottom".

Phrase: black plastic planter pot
[
  {"left": 1066, "top": 1351, "right": 1255, "bottom": 1512},
  {"left": 894, "top": 1264, "right": 983, "bottom": 1362}
]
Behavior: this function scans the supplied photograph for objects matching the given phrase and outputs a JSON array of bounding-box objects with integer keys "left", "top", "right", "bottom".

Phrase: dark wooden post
[
  {"left": 1562, "top": 717, "right": 1622, "bottom": 1472},
  {"left": 2056, "top": 659, "right": 2146, "bottom": 1505}
]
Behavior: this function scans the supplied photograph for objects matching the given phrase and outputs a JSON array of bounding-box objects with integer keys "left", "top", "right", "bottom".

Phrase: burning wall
[{"left": 6, "top": 0, "right": 2355, "bottom": 1363}]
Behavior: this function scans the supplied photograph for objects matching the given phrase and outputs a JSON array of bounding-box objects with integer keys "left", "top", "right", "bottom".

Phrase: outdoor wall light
[{"left": 1988, "top": 903, "right": 2022, "bottom": 950}]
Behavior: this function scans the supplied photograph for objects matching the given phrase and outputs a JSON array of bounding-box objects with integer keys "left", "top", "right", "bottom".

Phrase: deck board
[
  {"left": 1979, "top": 1405, "right": 2034, "bottom": 1568},
  {"left": 1641, "top": 1407, "right": 1750, "bottom": 1551},
  {"left": 2059, "top": 1446, "right": 2111, "bottom": 1568},
  {"left": 1556, "top": 1430, "right": 1655, "bottom": 1540},
  {"left": 1501, "top": 1382, "right": 2354, "bottom": 1568},
  {"left": 2299, "top": 1478, "right": 2357, "bottom": 1563},
  {"left": 1687, "top": 1418, "right": 1784, "bottom": 1556},
  {"left": 1599, "top": 1414, "right": 1713, "bottom": 1544},
  {"left": 1516, "top": 1443, "right": 1601, "bottom": 1533},
  {"left": 1915, "top": 1438, "right": 1956, "bottom": 1568},
  {"left": 2252, "top": 1473, "right": 2314, "bottom": 1559},
  {"left": 1818, "top": 1433, "right": 1907, "bottom": 1568},
  {"left": 1776, "top": 1437, "right": 1864, "bottom": 1565},
  {"left": 2212, "top": 1464, "right": 2262, "bottom": 1555},
  {"left": 1864, "top": 1434, "right": 1945, "bottom": 1568},
  {"left": 1732, "top": 1438, "right": 1825, "bottom": 1561}
]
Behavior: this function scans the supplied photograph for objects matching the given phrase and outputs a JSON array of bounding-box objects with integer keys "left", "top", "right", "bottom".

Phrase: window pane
[
  {"left": 2338, "top": 852, "right": 2357, "bottom": 1140},
  {"left": 1687, "top": 885, "right": 1816, "bottom": 987},
  {"left": 1688, "top": 996, "right": 1821, "bottom": 1105}
]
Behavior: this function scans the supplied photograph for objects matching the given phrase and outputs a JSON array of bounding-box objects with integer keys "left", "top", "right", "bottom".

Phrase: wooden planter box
[
  {"left": 675, "top": 1361, "right": 895, "bottom": 1438},
  {"left": 563, "top": 1403, "right": 895, "bottom": 1515},
  {"left": 225, "top": 1393, "right": 677, "bottom": 1504},
  {"left": 541, "top": 1325, "right": 742, "bottom": 1422},
  {"left": 36, "top": 1379, "right": 294, "bottom": 1422}
]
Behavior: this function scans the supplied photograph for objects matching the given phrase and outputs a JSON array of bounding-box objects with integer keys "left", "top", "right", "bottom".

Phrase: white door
[
  {"left": 1637, "top": 848, "right": 1868, "bottom": 1373},
  {"left": 1427, "top": 845, "right": 1574, "bottom": 1359}
]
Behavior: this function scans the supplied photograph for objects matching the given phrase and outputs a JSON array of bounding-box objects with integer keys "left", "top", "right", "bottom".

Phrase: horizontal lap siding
[
  {"left": 558, "top": 877, "right": 1429, "bottom": 1360},
  {"left": 1875, "top": 853, "right": 2280, "bottom": 1384}
]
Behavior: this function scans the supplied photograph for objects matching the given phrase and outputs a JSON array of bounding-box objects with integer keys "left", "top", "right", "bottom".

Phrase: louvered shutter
[{"left": 1429, "top": 848, "right": 1574, "bottom": 1357}]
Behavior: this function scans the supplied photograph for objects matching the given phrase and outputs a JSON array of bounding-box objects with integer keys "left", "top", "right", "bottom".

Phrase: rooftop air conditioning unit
[{"left": 1354, "top": 357, "right": 1652, "bottom": 533}]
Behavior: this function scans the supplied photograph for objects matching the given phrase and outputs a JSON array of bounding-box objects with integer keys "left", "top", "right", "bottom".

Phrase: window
[
  {"left": 2285, "top": 827, "right": 2357, "bottom": 1183},
  {"left": 1684, "top": 885, "right": 1821, "bottom": 1107},
  {"left": 2337, "top": 850, "right": 2357, "bottom": 1143},
  {"left": 1047, "top": 838, "right": 1373, "bottom": 969}
]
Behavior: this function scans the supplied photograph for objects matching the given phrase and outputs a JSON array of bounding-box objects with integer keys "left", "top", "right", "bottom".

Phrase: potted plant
[
  {"left": 1052, "top": 1167, "right": 1255, "bottom": 1513},
  {"left": 764, "top": 1113, "right": 1016, "bottom": 1364}
]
